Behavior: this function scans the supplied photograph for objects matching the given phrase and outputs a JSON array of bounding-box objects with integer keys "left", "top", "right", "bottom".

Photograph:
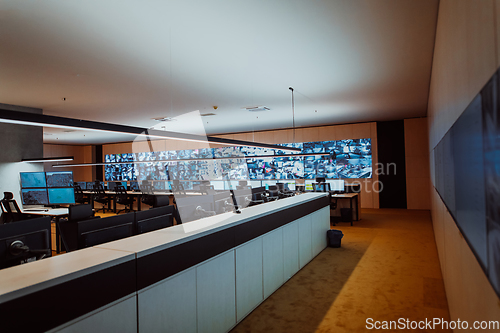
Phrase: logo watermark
[{"left": 366, "top": 318, "right": 500, "bottom": 330}]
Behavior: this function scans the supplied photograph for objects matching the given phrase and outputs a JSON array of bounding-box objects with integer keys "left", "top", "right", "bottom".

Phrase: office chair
[
  {"left": 115, "top": 185, "right": 135, "bottom": 214},
  {"left": 0, "top": 192, "right": 24, "bottom": 223},
  {"left": 59, "top": 204, "right": 100, "bottom": 252},
  {"left": 74, "top": 184, "right": 89, "bottom": 205},
  {"left": 92, "top": 184, "right": 111, "bottom": 213},
  {"left": 140, "top": 184, "right": 155, "bottom": 207},
  {"left": 275, "top": 183, "right": 295, "bottom": 198},
  {"left": 153, "top": 195, "right": 169, "bottom": 208}
]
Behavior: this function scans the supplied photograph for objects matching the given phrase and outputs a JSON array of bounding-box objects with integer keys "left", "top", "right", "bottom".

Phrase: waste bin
[{"left": 327, "top": 229, "right": 344, "bottom": 248}]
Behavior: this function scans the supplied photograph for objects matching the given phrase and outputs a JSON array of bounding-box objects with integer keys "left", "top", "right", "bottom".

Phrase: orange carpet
[{"left": 231, "top": 209, "right": 450, "bottom": 333}]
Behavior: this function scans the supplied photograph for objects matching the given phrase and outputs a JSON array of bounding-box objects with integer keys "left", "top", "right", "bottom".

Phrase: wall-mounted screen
[
  {"left": 46, "top": 171, "right": 74, "bottom": 187},
  {"left": 104, "top": 138, "right": 372, "bottom": 181},
  {"left": 21, "top": 189, "right": 48, "bottom": 205},
  {"left": 48, "top": 188, "right": 75, "bottom": 205},
  {"left": 20, "top": 172, "right": 47, "bottom": 188}
]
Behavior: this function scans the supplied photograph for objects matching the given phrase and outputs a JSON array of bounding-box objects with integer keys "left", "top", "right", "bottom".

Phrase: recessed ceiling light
[
  {"left": 152, "top": 117, "right": 176, "bottom": 122},
  {"left": 200, "top": 113, "right": 216, "bottom": 117},
  {"left": 242, "top": 106, "right": 270, "bottom": 112}
]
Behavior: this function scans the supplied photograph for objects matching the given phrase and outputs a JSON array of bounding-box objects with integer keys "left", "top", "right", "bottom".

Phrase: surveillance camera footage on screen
[{"left": 104, "top": 138, "right": 372, "bottom": 182}]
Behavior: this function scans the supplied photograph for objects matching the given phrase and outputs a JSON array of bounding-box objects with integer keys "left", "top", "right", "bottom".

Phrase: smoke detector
[{"left": 242, "top": 106, "right": 271, "bottom": 112}]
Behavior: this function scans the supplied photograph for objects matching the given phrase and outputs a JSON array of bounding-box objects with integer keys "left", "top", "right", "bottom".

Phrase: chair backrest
[
  {"left": 1, "top": 192, "right": 23, "bottom": 223},
  {"left": 115, "top": 185, "right": 128, "bottom": 198},
  {"left": 74, "top": 184, "right": 84, "bottom": 203},
  {"left": 153, "top": 195, "right": 169, "bottom": 208},
  {"left": 69, "top": 204, "right": 94, "bottom": 222}
]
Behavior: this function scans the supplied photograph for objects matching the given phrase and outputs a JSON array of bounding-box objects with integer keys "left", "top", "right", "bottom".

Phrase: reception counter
[{"left": 0, "top": 193, "right": 330, "bottom": 333}]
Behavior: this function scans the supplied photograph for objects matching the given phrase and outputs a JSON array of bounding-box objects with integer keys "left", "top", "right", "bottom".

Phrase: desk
[
  {"left": 21, "top": 208, "right": 69, "bottom": 253},
  {"left": 329, "top": 193, "right": 360, "bottom": 225},
  {"left": 2, "top": 193, "right": 330, "bottom": 332}
]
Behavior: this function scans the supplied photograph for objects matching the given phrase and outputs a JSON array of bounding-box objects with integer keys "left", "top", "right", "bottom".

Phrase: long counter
[{"left": 0, "top": 193, "right": 330, "bottom": 333}]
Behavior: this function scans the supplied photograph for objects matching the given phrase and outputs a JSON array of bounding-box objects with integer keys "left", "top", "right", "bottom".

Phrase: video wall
[
  {"left": 105, "top": 138, "right": 372, "bottom": 181},
  {"left": 434, "top": 67, "right": 500, "bottom": 298}
]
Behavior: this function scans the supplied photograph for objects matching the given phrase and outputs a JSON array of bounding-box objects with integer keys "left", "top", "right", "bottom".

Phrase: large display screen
[{"left": 104, "top": 138, "right": 372, "bottom": 181}]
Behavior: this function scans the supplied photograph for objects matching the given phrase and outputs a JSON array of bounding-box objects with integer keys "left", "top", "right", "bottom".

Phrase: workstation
[{"left": 2, "top": 1, "right": 500, "bottom": 332}]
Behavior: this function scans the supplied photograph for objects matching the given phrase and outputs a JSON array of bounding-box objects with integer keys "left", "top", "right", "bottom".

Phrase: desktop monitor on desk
[
  {"left": 305, "top": 180, "right": 315, "bottom": 191},
  {"left": 249, "top": 180, "right": 261, "bottom": 188},
  {"left": 210, "top": 181, "right": 224, "bottom": 191},
  {"left": 0, "top": 216, "right": 52, "bottom": 269},
  {"left": 46, "top": 171, "right": 74, "bottom": 188},
  {"left": 20, "top": 172, "right": 47, "bottom": 188},
  {"left": 107, "top": 181, "right": 127, "bottom": 191},
  {"left": 75, "top": 182, "right": 87, "bottom": 190},
  {"left": 129, "top": 181, "right": 140, "bottom": 191},
  {"left": 48, "top": 188, "right": 76, "bottom": 205},
  {"left": 21, "top": 189, "right": 49, "bottom": 206},
  {"left": 327, "top": 179, "right": 345, "bottom": 192}
]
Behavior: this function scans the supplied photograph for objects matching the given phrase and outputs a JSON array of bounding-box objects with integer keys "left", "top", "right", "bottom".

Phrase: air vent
[
  {"left": 152, "top": 117, "right": 176, "bottom": 122},
  {"left": 200, "top": 113, "right": 216, "bottom": 117},
  {"left": 242, "top": 106, "right": 271, "bottom": 112}
]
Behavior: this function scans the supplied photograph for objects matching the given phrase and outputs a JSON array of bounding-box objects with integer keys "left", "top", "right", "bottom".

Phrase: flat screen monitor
[
  {"left": 21, "top": 189, "right": 49, "bottom": 205},
  {"left": 48, "top": 188, "right": 75, "bottom": 205},
  {"left": 211, "top": 181, "right": 224, "bottom": 191},
  {"left": 75, "top": 182, "right": 87, "bottom": 190},
  {"left": 107, "top": 181, "right": 118, "bottom": 191},
  {"left": 224, "top": 181, "right": 239, "bottom": 190},
  {"left": 0, "top": 217, "right": 51, "bottom": 269},
  {"left": 20, "top": 172, "right": 47, "bottom": 188},
  {"left": 262, "top": 180, "right": 276, "bottom": 190},
  {"left": 86, "top": 182, "right": 96, "bottom": 190},
  {"left": 46, "top": 171, "right": 74, "bottom": 187},
  {"left": 249, "top": 180, "right": 261, "bottom": 188},
  {"left": 305, "top": 180, "right": 315, "bottom": 191},
  {"left": 327, "top": 179, "right": 345, "bottom": 192},
  {"left": 129, "top": 182, "right": 140, "bottom": 191},
  {"left": 285, "top": 181, "right": 296, "bottom": 191},
  {"left": 155, "top": 181, "right": 166, "bottom": 191}
]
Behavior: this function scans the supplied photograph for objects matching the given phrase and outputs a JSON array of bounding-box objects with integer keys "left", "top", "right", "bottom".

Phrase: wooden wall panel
[{"left": 428, "top": 0, "right": 500, "bottom": 323}]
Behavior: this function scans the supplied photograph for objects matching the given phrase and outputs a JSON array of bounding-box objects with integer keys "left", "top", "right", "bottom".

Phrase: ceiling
[{"left": 0, "top": 0, "right": 439, "bottom": 145}]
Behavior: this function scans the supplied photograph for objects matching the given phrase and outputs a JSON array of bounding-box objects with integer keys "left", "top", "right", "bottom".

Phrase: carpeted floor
[{"left": 231, "top": 209, "right": 451, "bottom": 333}]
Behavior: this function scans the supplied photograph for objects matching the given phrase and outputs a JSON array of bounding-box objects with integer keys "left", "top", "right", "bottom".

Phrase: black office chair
[
  {"left": 153, "top": 195, "right": 169, "bottom": 208},
  {"left": 59, "top": 204, "right": 100, "bottom": 252},
  {"left": 141, "top": 184, "right": 155, "bottom": 207},
  {"left": 74, "top": 184, "right": 89, "bottom": 204},
  {"left": 92, "top": 184, "right": 111, "bottom": 213},
  {"left": 115, "top": 185, "right": 135, "bottom": 214},
  {"left": 0, "top": 192, "right": 24, "bottom": 223}
]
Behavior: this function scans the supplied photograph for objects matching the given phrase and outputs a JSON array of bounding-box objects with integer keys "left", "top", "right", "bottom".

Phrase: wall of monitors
[
  {"left": 104, "top": 138, "right": 372, "bottom": 181},
  {"left": 434, "top": 68, "right": 500, "bottom": 298}
]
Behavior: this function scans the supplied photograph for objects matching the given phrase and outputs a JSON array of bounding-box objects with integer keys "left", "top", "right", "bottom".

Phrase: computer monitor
[
  {"left": 327, "top": 179, "right": 345, "bottom": 192},
  {"left": 0, "top": 216, "right": 51, "bottom": 269},
  {"left": 20, "top": 172, "right": 47, "bottom": 188},
  {"left": 262, "top": 180, "right": 276, "bottom": 190},
  {"left": 224, "top": 181, "right": 240, "bottom": 190},
  {"left": 135, "top": 206, "right": 174, "bottom": 234},
  {"left": 75, "top": 182, "right": 87, "bottom": 190},
  {"left": 21, "top": 189, "right": 49, "bottom": 205},
  {"left": 86, "top": 182, "right": 96, "bottom": 190},
  {"left": 77, "top": 213, "right": 134, "bottom": 249},
  {"left": 249, "top": 180, "right": 261, "bottom": 188},
  {"left": 285, "top": 181, "right": 296, "bottom": 191},
  {"left": 48, "top": 188, "right": 76, "bottom": 205},
  {"left": 107, "top": 181, "right": 118, "bottom": 191},
  {"left": 46, "top": 171, "right": 74, "bottom": 187},
  {"left": 129, "top": 181, "right": 140, "bottom": 191},
  {"left": 155, "top": 181, "right": 166, "bottom": 191},
  {"left": 305, "top": 180, "right": 315, "bottom": 191},
  {"left": 211, "top": 181, "right": 224, "bottom": 191}
]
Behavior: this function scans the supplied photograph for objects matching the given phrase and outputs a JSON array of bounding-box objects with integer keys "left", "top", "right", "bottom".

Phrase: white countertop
[
  {"left": 0, "top": 192, "right": 327, "bottom": 303},
  {"left": 97, "top": 192, "right": 327, "bottom": 258}
]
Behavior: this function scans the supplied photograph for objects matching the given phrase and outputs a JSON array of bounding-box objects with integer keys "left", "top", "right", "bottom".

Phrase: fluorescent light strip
[
  {"left": 0, "top": 109, "right": 301, "bottom": 152},
  {"left": 22, "top": 156, "right": 74, "bottom": 163},
  {"left": 53, "top": 152, "right": 330, "bottom": 167}
]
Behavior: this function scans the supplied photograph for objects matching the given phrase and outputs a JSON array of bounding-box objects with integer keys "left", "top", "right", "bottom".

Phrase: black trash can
[{"left": 327, "top": 229, "right": 344, "bottom": 248}]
